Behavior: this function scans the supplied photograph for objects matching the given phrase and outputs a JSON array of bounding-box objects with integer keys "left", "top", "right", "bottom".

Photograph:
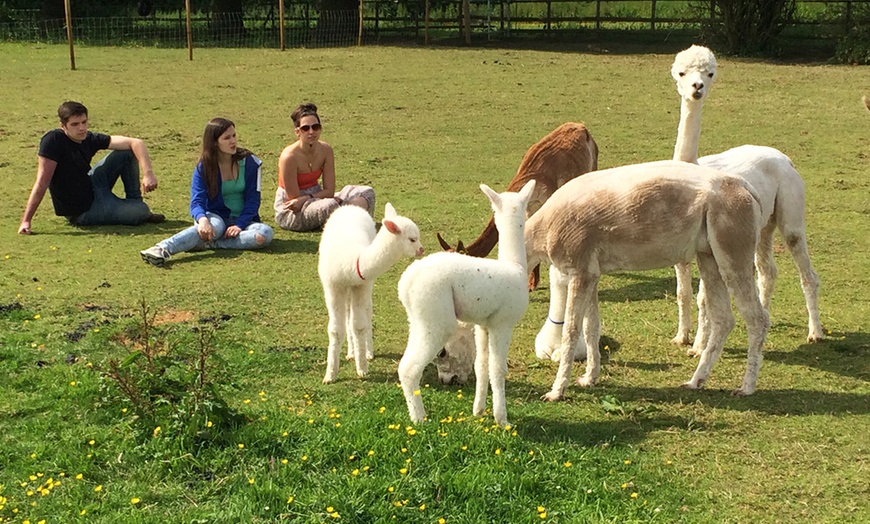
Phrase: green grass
[{"left": 1, "top": 43, "right": 869, "bottom": 523}]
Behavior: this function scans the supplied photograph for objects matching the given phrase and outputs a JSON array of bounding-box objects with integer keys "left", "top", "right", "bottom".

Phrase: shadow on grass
[
  {"left": 763, "top": 329, "right": 870, "bottom": 382},
  {"left": 516, "top": 413, "right": 708, "bottom": 447}
]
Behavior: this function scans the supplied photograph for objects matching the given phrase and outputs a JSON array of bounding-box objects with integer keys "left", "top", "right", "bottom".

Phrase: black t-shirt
[{"left": 38, "top": 129, "right": 111, "bottom": 216}]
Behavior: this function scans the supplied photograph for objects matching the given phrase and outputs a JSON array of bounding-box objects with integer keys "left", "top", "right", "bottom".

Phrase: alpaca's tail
[{"left": 864, "top": 95, "right": 870, "bottom": 113}]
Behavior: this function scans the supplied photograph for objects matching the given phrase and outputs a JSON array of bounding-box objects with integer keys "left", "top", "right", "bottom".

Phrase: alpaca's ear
[
  {"left": 480, "top": 183, "right": 501, "bottom": 211},
  {"left": 456, "top": 240, "right": 466, "bottom": 254},
  {"left": 436, "top": 232, "right": 453, "bottom": 251},
  {"left": 383, "top": 219, "right": 400, "bottom": 235},
  {"left": 384, "top": 202, "right": 397, "bottom": 219},
  {"left": 518, "top": 180, "right": 536, "bottom": 203}
]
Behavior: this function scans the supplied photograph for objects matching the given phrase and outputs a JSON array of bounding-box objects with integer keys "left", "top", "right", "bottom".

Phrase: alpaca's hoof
[
  {"left": 541, "top": 390, "right": 563, "bottom": 402},
  {"left": 323, "top": 375, "right": 336, "bottom": 384},
  {"left": 686, "top": 348, "right": 702, "bottom": 358},
  {"left": 535, "top": 345, "right": 554, "bottom": 360},
  {"left": 356, "top": 370, "right": 368, "bottom": 378},
  {"left": 366, "top": 352, "right": 374, "bottom": 361},
  {"left": 731, "top": 386, "right": 755, "bottom": 397},
  {"left": 680, "top": 379, "right": 705, "bottom": 390},
  {"left": 576, "top": 375, "right": 596, "bottom": 388},
  {"left": 345, "top": 354, "right": 354, "bottom": 361},
  {"left": 671, "top": 333, "right": 692, "bottom": 346},
  {"left": 807, "top": 332, "right": 825, "bottom": 343}
]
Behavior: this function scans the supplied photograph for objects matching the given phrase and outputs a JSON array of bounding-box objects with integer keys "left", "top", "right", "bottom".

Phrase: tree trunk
[
  {"left": 211, "top": 0, "right": 245, "bottom": 40},
  {"left": 317, "top": 0, "right": 359, "bottom": 44}
]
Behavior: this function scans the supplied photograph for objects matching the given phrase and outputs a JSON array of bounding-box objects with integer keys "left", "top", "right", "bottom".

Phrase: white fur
[
  {"left": 318, "top": 203, "right": 423, "bottom": 384},
  {"left": 669, "top": 45, "right": 823, "bottom": 350},
  {"left": 525, "top": 161, "right": 770, "bottom": 400},
  {"left": 397, "top": 181, "right": 536, "bottom": 426}
]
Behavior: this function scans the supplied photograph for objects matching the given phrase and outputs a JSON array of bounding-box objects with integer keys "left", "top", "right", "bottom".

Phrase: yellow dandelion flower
[
  {"left": 282, "top": 431, "right": 288, "bottom": 437},
  {"left": 495, "top": 449, "right": 501, "bottom": 455},
  {"left": 121, "top": 408, "right": 128, "bottom": 413},
  {"left": 248, "top": 350, "right": 254, "bottom": 355},
  {"left": 379, "top": 406, "right": 386, "bottom": 413},
  {"left": 331, "top": 511, "right": 340, "bottom": 518},
  {"left": 351, "top": 469, "right": 360, "bottom": 476},
  {"left": 301, "top": 455, "right": 308, "bottom": 461},
  {"left": 29, "top": 475, "right": 37, "bottom": 481},
  {"left": 665, "top": 460, "right": 673, "bottom": 465},
  {"left": 287, "top": 496, "right": 294, "bottom": 504},
  {"left": 238, "top": 443, "right": 245, "bottom": 449},
  {"left": 439, "top": 519, "right": 446, "bottom": 524},
  {"left": 153, "top": 426, "right": 162, "bottom": 437},
  {"left": 457, "top": 393, "right": 463, "bottom": 399},
  {"left": 362, "top": 466, "right": 370, "bottom": 472},
  {"left": 537, "top": 506, "right": 545, "bottom": 513},
  {"left": 308, "top": 419, "right": 314, "bottom": 424},
  {"left": 419, "top": 504, "right": 426, "bottom": 510},
  {"left": 248, "top": 478, "right": 255, "bottom": 484},
  {"left": 399, "top": 468, "right": 407, "bottom": 475},
  {"left": 624, "top": 459, "right": 631, "bottom": 465},
  {"left": 461, "top": 445, "right": 468, "bottom": 451},
  {"left": 392, "top": 501, "right": 403, "bottom": 507},
  {"left": 281, "top": 459, "right": 288, "bottom": 465},
  {"left": 528, "top": 450, "right": 535, "bottom": 456},
  {"left": 539, "top": 512, "right": 547, "bottom": 519},
  {"left": 621, "top": 482, "right": 629, "bottom": 489},
  {"left": 407, "top": 429, "right": 417, "bottom": 436},
  {"left": 88, "top": 440, "right": 95, "bottom": 446},
  {"left": 33, "top": 314, "right": 40, "bottom": 320},
  {"left": 631, "top": 492, "right": 639, "bottom": 499},
  {"left": 388, "top": 486, "right": 394, "bottom": 493},
  {"left": 36, "top": 473, "right": 43, "bottom": 478},
  {"left": 243, "top": 399, "right": 251, "bottom": 404},
  {"left": 69, "top": 381, "right": 76, "bottom": 386},
  {"left": 258, "top": 391, "right": 265, "bottom": 396},
  {"left": 131, "top": 497, "right": 141, "bottom": 504},
  {"left": 335, "top": 422, "right": 341, "bottom": 428},
  {"left": 413, "top": 390, "right": 421, "bottom": 396},
  {"left": 206, "top": 421, "right": 213, "bottom": 428},
  {"left": 80, "top": 509, "right": 87, "bottom": 515},
  {"left": 30, "top": 453, "right": 37, "bottom": 459},
  {"left": 564, "top": 461, "right": 573, "bottom": 468},
  {"left": 367, "top": 450, "right": 375, "bottom": 456},
  {"left": 94, "top": 485, "right": 102, "bottom": 492},
  {"left": 75, "top": 474, "right": 83, "bottom": 480},
  {"left": 327, "top": 506, "right": 335, "bottom": 512}
]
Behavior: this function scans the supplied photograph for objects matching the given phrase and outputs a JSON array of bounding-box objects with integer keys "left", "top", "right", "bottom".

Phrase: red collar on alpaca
[{"left": 355, "top": 256, "right": 365, "bottom": 280}]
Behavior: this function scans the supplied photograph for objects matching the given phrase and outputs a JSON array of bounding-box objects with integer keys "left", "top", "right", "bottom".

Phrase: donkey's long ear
[{"left": 480, "top": 183, "right": 501, "bottom": 211}]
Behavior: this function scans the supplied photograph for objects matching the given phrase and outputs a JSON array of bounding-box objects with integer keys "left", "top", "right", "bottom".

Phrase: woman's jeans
[
  {"left": 157, "top": 213, "right": 274, "bottom": 255},
  {"left": 74, "top": 150, "right": 153, "bottom": 226}
]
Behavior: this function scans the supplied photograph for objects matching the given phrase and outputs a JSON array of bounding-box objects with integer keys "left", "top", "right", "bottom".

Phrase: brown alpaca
[{"left": 436, "top": 122, "right": 598, "bottom": 289}]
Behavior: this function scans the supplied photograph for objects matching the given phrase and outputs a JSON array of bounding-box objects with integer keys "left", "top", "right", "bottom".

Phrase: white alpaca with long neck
[
  {"left": 670, "top": 45, "right": 823, "bottom": 351},
  {"left": 318, "top": 203, "right": 423, "bottom": 384},
  {"left": 397, "top": 181, "right": 536, "bottom": 426}
]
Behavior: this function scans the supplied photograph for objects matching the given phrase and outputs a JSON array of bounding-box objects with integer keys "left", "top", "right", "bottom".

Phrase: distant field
[{"left": 0, "top": 43, "right": 868, "bottom": 523}]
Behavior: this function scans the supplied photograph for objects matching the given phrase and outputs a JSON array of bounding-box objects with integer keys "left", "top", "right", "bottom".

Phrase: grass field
[{"left": 1, "top": 43, "right": 869, "bottom": 523}]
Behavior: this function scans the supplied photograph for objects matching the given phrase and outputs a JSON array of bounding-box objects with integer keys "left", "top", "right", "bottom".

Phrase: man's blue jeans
[
  {"left": 74, "top": 150, "right": 152, "bottom": 226},
  {"left": 157, "top": 213, "right": 274, "bottom": 255}
]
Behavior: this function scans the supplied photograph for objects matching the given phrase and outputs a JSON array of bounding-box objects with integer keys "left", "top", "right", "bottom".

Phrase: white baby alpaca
[
  {"left": 398, "top": 181, "right": 536, "bottom": 426},
  {"left": 318, "top": 203, "right": 423, "bottom": 384}
]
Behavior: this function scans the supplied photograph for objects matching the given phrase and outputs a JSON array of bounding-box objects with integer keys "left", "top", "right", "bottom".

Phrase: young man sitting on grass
[{"left": 18, "top": 101, "right": 164, "bottom": 234}]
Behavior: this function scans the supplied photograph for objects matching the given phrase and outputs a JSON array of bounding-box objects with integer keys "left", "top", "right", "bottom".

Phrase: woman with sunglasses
[
  {"left": 274, "top": 102, "right": 375, "bottom": 231},
  {"left": 139, "top": 117, "right": 273, "bottom": 267}
]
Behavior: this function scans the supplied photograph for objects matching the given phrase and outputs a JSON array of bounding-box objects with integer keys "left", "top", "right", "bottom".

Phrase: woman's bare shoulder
[{"left": 279, "top": 142, "right": 300, "bottom": 160}]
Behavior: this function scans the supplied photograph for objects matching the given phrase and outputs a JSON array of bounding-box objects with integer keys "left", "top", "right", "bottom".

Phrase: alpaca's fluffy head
[
  {"left": 672, "top": 45, "right": 717, "bottom": 102},
  {"left": 434, "top": 322, "right": 475, "bottom": 385},
  {"left": 382, "top": 202, "right": 424, "bottom": 258}
]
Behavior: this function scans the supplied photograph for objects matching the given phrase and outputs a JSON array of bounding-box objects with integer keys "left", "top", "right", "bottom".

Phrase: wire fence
[{"left": 0, "top": 1, "right": 865, "bottom": 49}]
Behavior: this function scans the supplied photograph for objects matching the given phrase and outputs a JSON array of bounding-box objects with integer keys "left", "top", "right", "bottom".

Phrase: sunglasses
[{"left": 297, "top": 123, "right": 322, "bottom": 132}]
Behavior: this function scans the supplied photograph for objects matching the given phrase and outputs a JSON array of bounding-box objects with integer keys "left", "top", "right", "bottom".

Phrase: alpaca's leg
[
  {"left": 688, "top": 278, "right": 708, "bottom": 357},
  {"left": 472, "top": 325, "right": 490, "bottom": 417},
  {"left": 779, "top": 228, "right": 823, "bottom": 342},
  {"left": 323, "top": 287, "right": 348, "bottom": 384},
  {"left": 349, "top": 285, "right": 372, "bottom": 378},
  {"left": 672, "top": 261, "right": 695, "bottom": 346},
  {"left": 399, "top": 322, "right": 452, "bottom": 423},
  {"left": 576, "top": 293, "right": 600, "bottom": 387},
  {"left": 543, "top": 272, "right": 596, "bottom": 401},
  {"left": 775, "top": 177, "right": 823, "bottom": 342},
  {"left": 345, "top": 298, "right": 354, "bottom": 361},
  {"left": 755, "top": 220, "right": 778, "bottom": 311},
  {"left": 487, "top": 326, "right": 512, "bottom": 426},
  {"left": 683, "top": 253, "right": 734, "bottom": 389},
  {"left": 536, "top": 265, "right": 568, "bottom": 360},
  {"left": 364, "top": 286, "right": 375, "bottom": 360}
]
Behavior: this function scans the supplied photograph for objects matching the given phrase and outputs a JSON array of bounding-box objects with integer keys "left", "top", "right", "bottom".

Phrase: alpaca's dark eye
[
  {"left": 679, "top": 72, "right": 685, "bottom": 77},
  {"left": 409, "top": 238, "right": 417, "bottom": 243},
  {"left": 708, "top": 72, "right": 714, "bottom": 78},
  {"left": 438, "top": 349, "right": 447, "bottom": 359}
]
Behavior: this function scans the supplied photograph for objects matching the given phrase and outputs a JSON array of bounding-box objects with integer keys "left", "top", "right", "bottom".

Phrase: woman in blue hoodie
[{"left": 140, "top": 118, "right": 273, "bottom": 266}]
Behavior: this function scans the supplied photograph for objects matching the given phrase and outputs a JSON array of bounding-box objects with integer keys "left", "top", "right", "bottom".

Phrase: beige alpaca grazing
[
  {"left": 436, "top": 122, "right": 598, "bottom": 289},
  {"left": 671, "top": 45, "right": 823, "bottom": 350},
  {"left": 525, "top": 160, "right": 770, "bottom": 400}
]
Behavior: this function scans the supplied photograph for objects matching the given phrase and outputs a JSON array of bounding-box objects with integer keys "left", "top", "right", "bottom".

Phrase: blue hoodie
[{"left": 189, "top": 154, "right": 263, "bottom": 230}]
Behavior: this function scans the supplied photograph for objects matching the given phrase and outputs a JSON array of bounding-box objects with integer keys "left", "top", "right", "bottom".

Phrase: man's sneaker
[
  {"left": 140, "top": 245, "right": 170, "bottom": 267},
  {"left": 144, "top": 213, "right": 166, "bottom": 224}
]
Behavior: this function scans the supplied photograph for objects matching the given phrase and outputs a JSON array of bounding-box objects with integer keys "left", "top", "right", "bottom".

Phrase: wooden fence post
[
  {"left": 279, "top": 0, "right": 285, "bottom": 50},
  {"left": 63, "top": 0, "right": 75, "bottom": 70},
  {"left": 185, "top": 0, "right": 193, "bottom": 61}
]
